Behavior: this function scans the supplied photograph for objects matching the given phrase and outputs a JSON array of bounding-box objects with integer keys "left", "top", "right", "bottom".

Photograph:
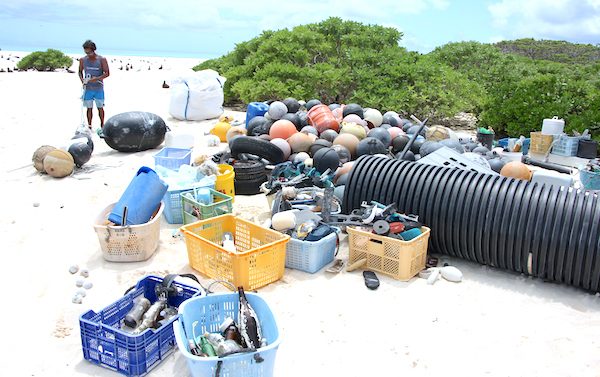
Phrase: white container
[
  {"left": 531, "top": 170, "right": 573, "bottom": 188},
  {"left": 94, "top": 202, "right": 163, "bottom": 262},
  {"left": 165, "top": 131, "right": 195, "bottom": 149},
  {"left": 542, "top": 116, "right": 565, "bottom": 135},
  {"left": 502, "top": 152, "right": 523, "bottom": 162}
]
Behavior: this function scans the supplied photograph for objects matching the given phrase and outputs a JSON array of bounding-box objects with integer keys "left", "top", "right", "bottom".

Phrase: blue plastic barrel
[
  {"left": 109, "top": 166, "right": 168, "bottom": 225},
  {"left": 245, "top": 102, "right": 269, "bottom": 126}
]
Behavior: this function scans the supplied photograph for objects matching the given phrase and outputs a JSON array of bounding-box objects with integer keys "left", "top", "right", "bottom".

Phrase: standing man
[{"left": 78, "top": 40, "right": 109, "bottom": 134}]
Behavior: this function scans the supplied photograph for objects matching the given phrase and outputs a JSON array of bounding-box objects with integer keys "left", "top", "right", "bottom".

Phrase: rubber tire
[
  {"left": 235, "top": 176, "right": 267, "bottom": 195},
  {"left": 230, "top": 136, "right": 285, "bottom": 163}
]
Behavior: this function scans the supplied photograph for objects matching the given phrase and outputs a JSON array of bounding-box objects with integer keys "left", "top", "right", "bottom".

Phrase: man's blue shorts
[{"left": 83, "top": 89, "right": 105, "bottom": 108}]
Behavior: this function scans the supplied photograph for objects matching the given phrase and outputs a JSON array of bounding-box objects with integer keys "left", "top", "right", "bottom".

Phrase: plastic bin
[
  {"left": 181, "top": 189, "right": 233, "bottom": 224},
  {"left": 173, "top": 292, "right": 280, "bottom": 377},
  {"left": 552, "top": 135, "right": 579, "bottom": 156},
  {"left": 530, "top": 132, "right": 555, "bottom": 155},
  {"left": 80, "top": 275, "right": 202, "bottom": 377},
  {"left": 180, "top": 214, "right": 290, "bottom": 290},
  {"left": 163, "top": 180, "right": 215, "bottom": 224},
  {"left": 580, "top": 169, "right": 600, "bottom": 190},
  {"left": 347, "top": 226, "right": 431, "bottom": 281},
  {"left": 94, "top": 202, "right": 163, "bottom": 262},
  {"left": 154, "top": 147, "right": 192, "bottom": 171},
  {"left": 109, "top": 166, "right": 168, "bottom": 226},
  {"left": 215, "top": 164, "right": 236, "bottom": 200},
  {"left": 285, "top": 232, "right": 338, "bottom": 273}
]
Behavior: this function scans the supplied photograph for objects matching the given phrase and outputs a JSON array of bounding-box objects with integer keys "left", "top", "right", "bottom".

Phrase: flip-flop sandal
[{"left": 363, "top": 270, "right": 380, "bottom": 290}]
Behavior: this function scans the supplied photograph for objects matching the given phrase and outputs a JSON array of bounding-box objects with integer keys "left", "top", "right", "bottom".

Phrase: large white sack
[{"left": 169, "top": 69, "right": 226, "bottom": 121}]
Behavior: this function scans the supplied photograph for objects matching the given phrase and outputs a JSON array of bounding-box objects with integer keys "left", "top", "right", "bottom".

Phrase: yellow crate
[
  {"left": 530, "top": 132, "right": 555, "bottom": 155},
  {"left": 347, "top": 226, "right": 431, "bottom": 281},
  {"left": 180, "top": 214, "right": 290, "bottom": 290}
]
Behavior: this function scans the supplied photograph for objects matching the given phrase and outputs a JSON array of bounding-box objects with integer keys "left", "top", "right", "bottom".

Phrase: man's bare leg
[
  {"left": 98, "top": 108, "right": 105, "bottom": 128},
  {"left": 86, "top": 108, "right": 93, "bottom": 128}
]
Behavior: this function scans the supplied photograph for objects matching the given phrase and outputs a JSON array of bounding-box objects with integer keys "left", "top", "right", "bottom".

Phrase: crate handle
[
  {"left": 214, "top": 351, "right": 264, "bottom": 377},
  {"left": 206, "top": 280, "right": 236, "bottom": 294}
]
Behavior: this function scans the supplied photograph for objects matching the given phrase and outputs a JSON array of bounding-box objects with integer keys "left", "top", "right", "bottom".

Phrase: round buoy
[
  {"left": 331, "top": 144, "right": 352, "bottom": 164},
  {"left": 391, "top": 135, "right": 410, "bottom": 154},
  {"left": 296, "top": 111, "right": 309, "bottom": 127},
  {"left": 411, "top": 139, "right": 425, "bottom": 154},
  {"left": 333, "top": 133, "right": 360, "bottom": 158},
  {"left": 320, "top": 129, "right": 339, "bottom": 142},
  {"left": 226, "top": 126, "right": 247, "bottom": 142},
  {"left": 268, "top": 101, "right": 288, "bottom": 120},
  {"left": 301, "top": 126, "right": 318, "bottom": 136},
  {"left": 313, "top": 147, "right": 340, "bottom": 174},
  {"left": 68, "top": 142, "right": 92, "bottom": 167},
  {"left": 472, "top": 146, "right": 490, "bottom": 155},
  {"left": 363, "top": 108, "right": 383, "bottom": 128},
  {"left": 342, "top": 103, "right": 364, "bottom": 119},
  {"left": 287, "top": 132, "right": 313, "bottom": 153},
  {"left": 211, "top": 121, "right": 232, "bottom": 142},
  {"left": 419, "top": 141, "right": 443, "bottom": 157},
  {"left": 269, "top": 120, "right": 297, "bottom": 140},
  {"left": 426, "top": 125, "right": 451, "bottom": 141},
  {"left": 335, "top": 173, "right": 349, "bottom": 186},
  {"left": 356, "top": 137, "right": 387, "bottom": 157},
  {"left": 387, "top": 127, "right": 403, "bottom": 139},
  {"left": 32, "top": 145, "right": 57, "bottom": 173},
  {"left": 367, "top": 127, "right": 392, "bottom": 147},
  {"left": 464, "top": 142, "right": 479, "bottom": 152},
  {"left": 282, "top": 113, "right": 302, "bottom": 130},
  {"left": 500, "top": 161, "right": 531, "bottom": 181},
  {"left": 270, "top": 138, "right": 291, "bottom": 160},
  {"left": 439, "top": 138, "right": 465, "bottom": 154},
  {"left": 282, "top": 98, "right": 300, "bottom": 113},
  {"left": 396, "top": 150, "right": 415, "bottom": 161},
  {"left": 294, "top": 152, "right": 310, "bottom": 163},
  {"left": 305, "top": 99, "right": 321, "bottom": 111},
  {"left": 328, "top": 103, "right": 341, "bottom": 110},
  {"left": 247, "top": 116, "right": 268, "bottom": 135},
  {"left": 488, "top": 158, "right": 507, "bottom": 173},
  {"left": 309, "top": 139, "right": 333, "bottom": 157},
  {"left": 43, "top": 149, "right": 74, "bottom": 178},
  {"left": 340, "top": 123, "right": 367, "bottom": 140},
  {"left": 382, "top": 114, "right": 399, "bottom": 127},
  {"left": 335, "top": 161, "right": 355, "bottom": 181}
]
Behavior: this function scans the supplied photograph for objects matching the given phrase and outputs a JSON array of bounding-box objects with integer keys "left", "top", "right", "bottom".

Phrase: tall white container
[
  {"left": 165, "top": 131, "right": 195, "bottom": 149},
  {"left": 542, "top": 116, "right": 565, "bottom": 135}
]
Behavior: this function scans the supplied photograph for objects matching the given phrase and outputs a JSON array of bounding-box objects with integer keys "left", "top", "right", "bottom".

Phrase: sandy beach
[{"left": 2, "top": 52, "right": 600, "bottom": 377}]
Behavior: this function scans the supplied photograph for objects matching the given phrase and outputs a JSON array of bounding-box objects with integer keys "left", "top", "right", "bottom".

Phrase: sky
[{"left": 1, "top": 0, "right": 600, "bottom": 58}]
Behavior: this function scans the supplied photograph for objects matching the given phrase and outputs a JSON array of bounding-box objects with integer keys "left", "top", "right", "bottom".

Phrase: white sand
[{"left": 1, "top": 53, "right": 600, "bottom": 377}]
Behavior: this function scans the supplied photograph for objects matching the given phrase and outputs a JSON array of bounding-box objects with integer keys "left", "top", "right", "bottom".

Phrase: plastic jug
[
  {"left": 165, "top": 131, "right": 195, "bottom": 149},
  {"left": 109, "top": 166, "right": 168, "bottom": 225},
  {"left": 245, "top": 102, "right": 269, "bottom": 127}
]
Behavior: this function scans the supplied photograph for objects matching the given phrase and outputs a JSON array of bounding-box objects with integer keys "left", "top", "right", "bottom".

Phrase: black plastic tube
[{"left": 343, "top": 155, "right": 600, "bottom": 292}]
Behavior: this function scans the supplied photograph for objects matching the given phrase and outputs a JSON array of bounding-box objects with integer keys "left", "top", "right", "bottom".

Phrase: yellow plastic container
[
  {"left": 347, "top": 226, "right": 430, "bottom": 281},
  {"left": 530, "top": 132, "right": 555, "bottom": 155},
  {"left": 180, "top": 214, "right": 290, "bottom": 290},
  {"left": 215, "top": 164, "right": 235, "bottom": 201}
]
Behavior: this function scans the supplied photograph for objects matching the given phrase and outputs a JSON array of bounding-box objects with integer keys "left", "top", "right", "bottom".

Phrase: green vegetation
[
  {"left": 17, "top": 49, "right": 72, "bottom": 71},
  {"left": 196, "top": 18, "right": 600, "bottom": 139}
]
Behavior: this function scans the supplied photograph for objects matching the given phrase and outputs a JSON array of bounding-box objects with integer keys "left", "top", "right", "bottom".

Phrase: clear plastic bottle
[{"left": 204, "top": 332, "right": 243, "bottom": 356}]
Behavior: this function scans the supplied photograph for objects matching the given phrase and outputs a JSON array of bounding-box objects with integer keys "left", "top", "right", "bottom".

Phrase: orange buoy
[{"left": 500, "top": 161, "right": 531, "bottom": 181}]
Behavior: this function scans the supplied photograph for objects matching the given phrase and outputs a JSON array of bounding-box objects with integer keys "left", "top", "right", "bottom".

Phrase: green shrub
[{"left": 17, "top": 49, "right": 72, "bottom": 71}]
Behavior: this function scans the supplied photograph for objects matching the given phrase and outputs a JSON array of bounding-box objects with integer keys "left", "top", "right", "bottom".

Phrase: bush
[{"left": 17, "top": 49, "right": 72, "bottom": 71}]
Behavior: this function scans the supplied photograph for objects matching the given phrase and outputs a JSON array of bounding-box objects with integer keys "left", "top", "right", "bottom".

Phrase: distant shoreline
[{"left": 0, "top": 46, "right": 213, "bottom": 60}]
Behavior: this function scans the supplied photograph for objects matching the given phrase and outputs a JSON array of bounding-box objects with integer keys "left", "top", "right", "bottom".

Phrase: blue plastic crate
[
  {"left": 581, "top": 169, "right": 600, "bottom": 190},
  {"left": 154, "top": 148, "right": 192, "bottom": 171},
  {"left": 80, "top": 276, "right": 202, "bottom": 377},
  {"left": 163, "top": 181, "right": 216, "bottom": 224},
  {"left": 174, "top": 292, "right": 280, "bottom": 377},
  {"left": 552, "top": 135, "right": 580, "bottom": 156},
  {"left": 285, "top": 232, "right": 338, "bottom": 273}
]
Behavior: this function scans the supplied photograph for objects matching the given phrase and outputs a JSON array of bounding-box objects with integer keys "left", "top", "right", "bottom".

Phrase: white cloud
[
  {"left": 488, "top": 0, "right": 600, "bottom": 43},
  {"left": 0, "top": 0, "right": 449, "bottom": 34}
]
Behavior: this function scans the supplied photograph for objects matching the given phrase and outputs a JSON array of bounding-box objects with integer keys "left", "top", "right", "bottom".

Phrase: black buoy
[
  {"left": 439, "top": 139, "right": 465, "bottom": 154},
  {"left": 356, "top": 137, "right": 387, "bottom": 157},
  {"left": 313, "top": 147, "right": 340, "bottom": 174},
  {"left": 283, "top": 98, "right": 300, "bottom": 113},
  {"left": 305, "top": 99, "right": 321, "bottom": 111},
  {"left": 343, "top": 103, "right": 364, "bottom": 119},
  {"left": 282, "top": 113, "right": 302, "bottom": 131},
  {"left": 367, "top": 128, "right": 392, "bottom": 147},
  {"left": 392, "top": 135, "right": 410, "bottom": 154},
  {"left": 382, "top": 114, "right": 399, "bottom": 127}
]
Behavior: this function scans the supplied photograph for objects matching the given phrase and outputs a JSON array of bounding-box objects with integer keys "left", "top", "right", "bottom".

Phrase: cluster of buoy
[{"left": 32, "top": 129, "right": 93, "bottom": 178}]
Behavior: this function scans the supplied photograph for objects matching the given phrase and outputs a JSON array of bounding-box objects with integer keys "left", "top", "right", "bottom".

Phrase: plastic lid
[{"left": 219, "top": 317, "right": 234, "bottom": 333}]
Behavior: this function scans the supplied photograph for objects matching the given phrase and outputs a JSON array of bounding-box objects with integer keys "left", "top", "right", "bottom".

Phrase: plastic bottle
[
  {"left": 238, "top": 286, "right": 263, "bottom": 349},
  {"left": 155, "top": 307, "right": 179, "bottom": 328},
  {"left": 204, "top": 332, "right": 243, "bottom": 356},
  {"left": 219, "top": 317, "right": 245, "bottom": 347},
  {"left": 188, "top": 339, "right": 203, "bottom": 356},
  {"left": 198, "top": 336, "right": 217, "bottom": 357},
  {"left": 222, "top": 232, "right": 236, "bottom": 252},
  {"left": 124, "top": 297, "right": 151, "bottom": 328}
]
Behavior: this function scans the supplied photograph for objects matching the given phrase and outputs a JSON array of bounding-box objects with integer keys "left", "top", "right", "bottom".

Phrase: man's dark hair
[{"left": 82, "top": 40, "right": 96, "bottom": 51}]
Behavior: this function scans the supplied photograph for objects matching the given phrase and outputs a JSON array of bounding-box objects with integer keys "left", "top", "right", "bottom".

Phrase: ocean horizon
[{"left": 0, "top": 44, "right": 214, "bottom": 60}]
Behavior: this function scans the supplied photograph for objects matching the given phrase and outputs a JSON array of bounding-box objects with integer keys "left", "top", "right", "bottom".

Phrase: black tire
[
  {"left": 230, "top": 136, "right": 284, "bottom": 163},
  {"left": 233, "top": 160, "right": 265, "bottom": 176},
  {"left": 235, "top": 176, "right": 267, "bottom": 195}
]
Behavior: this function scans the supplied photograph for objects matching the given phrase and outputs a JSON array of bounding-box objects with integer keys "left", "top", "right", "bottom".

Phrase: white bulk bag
[{"left": 169, "top": 69, "right": 226, "bottom": 121}]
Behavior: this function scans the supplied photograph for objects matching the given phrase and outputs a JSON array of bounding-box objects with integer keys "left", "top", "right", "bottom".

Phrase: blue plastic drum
[{"left": 245, "top": 102, "right": 269, "bottom": 127}]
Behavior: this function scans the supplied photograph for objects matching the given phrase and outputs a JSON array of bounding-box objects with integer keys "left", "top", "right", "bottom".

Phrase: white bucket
[
  {"left": 165, "top": 131, "right": 195, "bottom": 149},
  {"left": 542, "top": 116, "right": 565, "bottom": 135}
]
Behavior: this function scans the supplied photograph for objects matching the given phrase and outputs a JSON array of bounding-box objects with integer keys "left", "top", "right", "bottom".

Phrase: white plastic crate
[
  {"left": 94, "top": 202, "right": 163, "bottom": 262},
  {"left": 552, "top": 135, "right": 579, "bottom": 157},
  {"left": 285, "top": 232, "right": 338, "bottom": 273},
  {"left": 417, "top": 147, "right": 498, "bottom": 175}
]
